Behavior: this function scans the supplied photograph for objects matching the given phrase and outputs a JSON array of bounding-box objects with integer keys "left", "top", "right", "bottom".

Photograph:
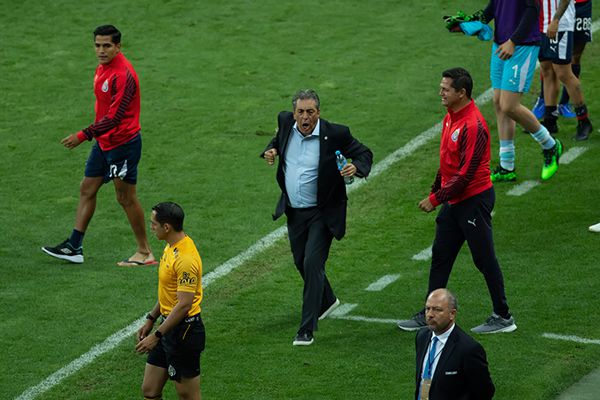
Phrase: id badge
[{"left": 420, "top": 378, "right": 432, "bottom": 400}]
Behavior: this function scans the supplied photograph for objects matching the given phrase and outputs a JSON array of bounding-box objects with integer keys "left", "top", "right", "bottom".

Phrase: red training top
[
  {"left": 429, "top": 99, "right": 493, "bottom": 207},
  {"left": 76, "top": 52, "right": 141, "bottom": 151}
]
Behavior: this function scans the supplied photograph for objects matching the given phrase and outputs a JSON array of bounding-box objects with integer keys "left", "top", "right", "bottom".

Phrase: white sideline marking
[
  {"left": 365, "top": 274, "right": 401, "bottom": 291},
  {"left": 20, "top": 19, "right": 600, "bottom": 398},
  {"left": 507, "top": 180, "right": 540, "bottom": 197},
  {"left": 542, "top": 333, "right": 600, "bottom": 345},
  {"left": 412, "top": 246, "right": 432, "bottom": 261},
  {"left": 332, "top": 315, "right": 399, "bottom": 324},
  {"left": 330, "top": 303, "right": 358, "bottom": 317},
  {"left": 20, "top": 90, "right": 482, "bottom": 400},
  {"left": 15, "top": 317, "right": 145, "bottom": 400},
  {"left": 329, "top": 304, "right": 400, "bottom": 324},
  {"left": 15, "top": 225, "right": 289, "bottom": 400},
  {"left": 560, "top": 146, "right": 588, "bottom": 165}
]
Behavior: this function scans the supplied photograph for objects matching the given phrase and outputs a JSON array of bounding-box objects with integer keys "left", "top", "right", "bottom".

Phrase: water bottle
[{"left": 335, "top": 150, "right": 354, "bottom": 185}]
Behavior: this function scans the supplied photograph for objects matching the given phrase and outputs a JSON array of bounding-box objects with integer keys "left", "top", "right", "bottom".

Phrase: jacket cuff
[
  {"left": 429, "top": 193, "right": 440, "bottom": 208},
  {"left": 76, "top": 130, "right": 90, "bottom": 142}
]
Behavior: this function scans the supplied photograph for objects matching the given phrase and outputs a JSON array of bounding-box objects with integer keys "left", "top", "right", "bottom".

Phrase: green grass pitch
[{"left": 1, "top": 0, "right": 599, "bottom": 399}]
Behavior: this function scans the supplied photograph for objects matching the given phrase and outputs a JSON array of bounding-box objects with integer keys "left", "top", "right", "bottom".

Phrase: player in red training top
[
  {"left": 397, "top": 68, "right": 517, "bottom": 335},
  {"left": 42, "top": 25, "right": 156, "bottom": 267}
]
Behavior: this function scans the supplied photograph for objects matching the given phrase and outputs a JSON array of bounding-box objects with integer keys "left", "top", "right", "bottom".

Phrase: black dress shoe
[{"left": 293, "top": 331, "right": 314, "bottom": 346}]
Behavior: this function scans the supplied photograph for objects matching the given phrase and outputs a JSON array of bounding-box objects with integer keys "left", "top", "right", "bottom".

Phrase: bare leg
[
  {"left": 553, "top": 63, "right": 585, "bottom": 106},
  {"left": 541, "top": 61, "right": 560, "bottom": 107},
  {"left": 174, "top": 376, "right": 201, "bottom": 400},
  {"left": 113, "top": 178, "right": 154, "bottom": 263},
  {"left": 141, "top": 363, "right": 168, "bottom": 399},
  {"left": 498, "top": 90, "right": 544, "bottom": 134},
  {"left": 572, "top": 41, "right": 586, "bottom": 67},
  {"left": 74, "top": 176, "right": 104, "bottom": 232},
  {"left": 493, "top": 89, "right": 517, "bottom": 141}
]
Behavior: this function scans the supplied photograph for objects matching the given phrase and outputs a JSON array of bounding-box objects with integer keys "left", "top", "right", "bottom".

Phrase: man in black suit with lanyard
[
  {"left": 415, "top": 288, "right": 495, "bottom": 399},
  {"left": 262, "top": 89, "right": 373, "bottom": 346}
]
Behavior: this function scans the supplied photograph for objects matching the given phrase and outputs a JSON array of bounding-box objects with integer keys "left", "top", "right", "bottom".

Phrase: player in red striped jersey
[{"left": 42, "top": 25, "right": 156, "bottom": 267}]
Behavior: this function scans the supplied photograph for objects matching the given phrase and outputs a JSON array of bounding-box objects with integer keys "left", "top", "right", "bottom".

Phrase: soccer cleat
[
  {"left": 558, "top": 103, "right": 576, "bottom": 118},
  {"left": 41, "top": 239, "right": 84, "bottom": 263},
  {"left": 574, "top": 119, "right": 593, "bottom": 141},
  {"left": 397, "top": 310, "right": 426, "bottom": 331},
  {"left": 490, "top": 165, "right": 517, "bottom": 183},
  {"left": 532, "top": 97, "right": 545, "bottom": 120},
  {"left": 541, "top": 139, "right": 563, "bottom": 181},
  {"left": 319, "top": 298, "right": 340, "bottom": 320},
  {"left": 471, "top": 314, "right": 517, "bottom": 334},
  {"left": 293, "top": 331, "right": 314, "bottom": 346}
]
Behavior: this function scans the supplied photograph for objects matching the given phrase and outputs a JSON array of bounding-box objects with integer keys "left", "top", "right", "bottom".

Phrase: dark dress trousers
[
  {"left": 263, "top": 111, "right": 373, "bottom": 333},
  {"left": 415, "top": 326, "right": 495, "bottom": 400}
]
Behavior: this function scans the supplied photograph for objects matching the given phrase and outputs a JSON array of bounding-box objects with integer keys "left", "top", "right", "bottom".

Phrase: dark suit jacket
[
  {"left": 415, "top": 325, "right": 495, "bottom": 400},
  {"left": 262, "top": 111, "right": 373, "bottom": 240}
]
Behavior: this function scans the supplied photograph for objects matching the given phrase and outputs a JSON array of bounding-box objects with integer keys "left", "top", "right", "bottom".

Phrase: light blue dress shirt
[
  {"left": 284, "top": 120, "right": 321, "bottom": 208},
  {"left": 420, "top": 323, "right": 455, "bottom": 382}
]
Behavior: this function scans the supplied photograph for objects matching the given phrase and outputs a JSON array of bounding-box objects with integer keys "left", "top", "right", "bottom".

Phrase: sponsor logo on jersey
[
  {"left": 179, "top": 272, "right": 197, "bottom": 286},
  {"left": 451, "top": 129, "right": 460, "bottom": 142}
]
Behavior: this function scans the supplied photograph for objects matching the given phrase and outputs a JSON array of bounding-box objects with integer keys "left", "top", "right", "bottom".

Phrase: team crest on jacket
[
  {"left": 451, "top": 129, "right": 460, "bottom": 142},
  {"left": 101, "top": 79, "right": 109, "bottom": 93}
]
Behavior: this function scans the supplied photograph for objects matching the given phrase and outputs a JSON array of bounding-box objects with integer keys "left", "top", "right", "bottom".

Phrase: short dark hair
[
  {"left": 152, "top": 202, "right": 184, "bottom": 232},
  {"left": 93, "top": 25, "right": 121, "bottom": 44},
  {"left": 292, "top": 89, "right": 320, "bottom": 110},
  {"left": 446, "top": 290, "right": 458, "bottom": 311},
  {"left": 441, "top": 67, "right": 473, "bottom": 98}
]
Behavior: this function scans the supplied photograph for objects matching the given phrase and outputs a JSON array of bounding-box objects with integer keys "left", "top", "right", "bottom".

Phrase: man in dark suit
[
  {"left": 415, "top": 289, "right": 495, "bottom": 400},
  {"left": 262, "top": 89, "right": 373, "bottom": 346}
]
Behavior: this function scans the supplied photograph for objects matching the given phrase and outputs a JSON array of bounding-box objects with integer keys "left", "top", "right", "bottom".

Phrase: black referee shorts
[{"left": 147, "top": 315, "right": 206, "bottom": 382}]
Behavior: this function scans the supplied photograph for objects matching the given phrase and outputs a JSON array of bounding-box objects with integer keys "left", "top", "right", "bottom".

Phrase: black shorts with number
[
  {"left": 147, "top": 315, "right": 206, "bottom": 382},
  {"left": 84, "top": 133, "right": 141, "bottom": 184},
  {"left": 539, "top": 31, "right": 574, "bottom": 64},
  {"left": 574, "top": 0, "right": 593, "bottom": 44}
]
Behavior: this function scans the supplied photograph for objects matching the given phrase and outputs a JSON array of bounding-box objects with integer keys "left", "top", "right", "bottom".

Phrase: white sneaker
[{"left": 589, "top": 223, "right": 600, "bottom": 233}]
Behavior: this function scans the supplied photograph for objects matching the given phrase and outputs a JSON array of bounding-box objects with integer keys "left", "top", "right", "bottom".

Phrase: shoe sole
[
  {"left": 41, "top": 247, "right": 84, "bottom": 264},
  {"left": 319, "top": 298, "right": 340, "bottom": 320},
  {"left": 293, "top": 339, "right": 314, "bottom": 346},
  {"left": 471, "top": 323, "right": 517, "bottom": 334},
  {"left": 491, "top": 177, "right": 517, "bottom": 183}
]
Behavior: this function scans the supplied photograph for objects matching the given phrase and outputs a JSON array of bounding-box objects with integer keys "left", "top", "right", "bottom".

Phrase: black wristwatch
[
  {"left": 146, "top": 313, "right": 156, "bottom": 322},
  {"left": 154, "top": 330, "right": 163, "bottom": 339}
]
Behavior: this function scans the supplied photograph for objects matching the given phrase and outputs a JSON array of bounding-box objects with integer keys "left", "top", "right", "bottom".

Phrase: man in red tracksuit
[
  {"left": 42, "top": 25, "right": 155, "bottom": 267},
  {"left": 398, "top": 67, "right": 517, "bottom": 334}
]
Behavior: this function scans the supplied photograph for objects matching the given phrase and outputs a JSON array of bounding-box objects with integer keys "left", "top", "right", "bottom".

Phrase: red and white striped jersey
[{"left": 540, "top": 0, "right": 576, "bottom": 33}]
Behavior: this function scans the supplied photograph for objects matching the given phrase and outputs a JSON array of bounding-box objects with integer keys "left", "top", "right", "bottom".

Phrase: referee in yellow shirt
[{"left": 136, "top": 202, "right": 205, "bottom": 400}]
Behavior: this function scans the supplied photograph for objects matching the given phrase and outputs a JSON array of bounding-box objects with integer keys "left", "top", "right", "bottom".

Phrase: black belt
[
  {"left": 160, "top": 313, "right": 201, "bottom": 323},
  {"left": 183, "top": 314, "right": 202, "bottom": 323}
]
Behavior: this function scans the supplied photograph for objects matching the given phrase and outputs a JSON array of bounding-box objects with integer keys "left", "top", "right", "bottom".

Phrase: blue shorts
[
  {"left": 574, "top": 0, "right": 592, "bottom": 44},
  {"left": 539, "top": 32, "right": 573, "bottom": 64},
  {"left": 490, "top": 44, "right": 539, "bottom": 93},
  {"left": 84, "top": 134, "right": 141, "bottom": 184}
]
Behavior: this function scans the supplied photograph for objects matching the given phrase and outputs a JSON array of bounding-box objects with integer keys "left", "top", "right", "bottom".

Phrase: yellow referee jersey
[{"left": 158, "top": 235, "right": 203, "bottom": 317}]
